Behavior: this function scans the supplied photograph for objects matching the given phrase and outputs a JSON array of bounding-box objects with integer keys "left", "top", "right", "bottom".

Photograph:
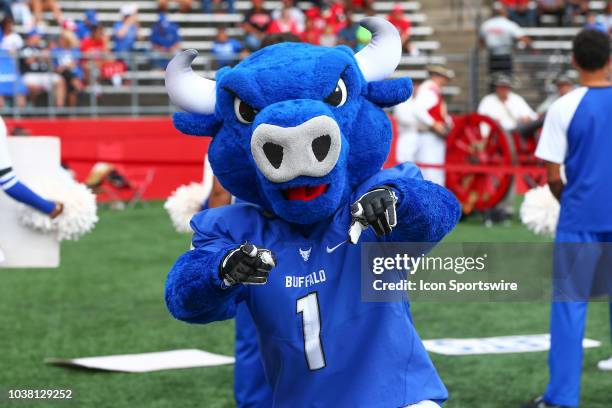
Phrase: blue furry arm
[
  {"left": 354, "top": 163, "right": 461, "bottom": 243},
  {"left": 165, "top": 244, "right": 247, "bottom": 324},
  {"left": 0, "top": 169, "right": 55, "bottom": 214},
  {"left": 388, "top": 177, "right": 461, "bottom": 242}
]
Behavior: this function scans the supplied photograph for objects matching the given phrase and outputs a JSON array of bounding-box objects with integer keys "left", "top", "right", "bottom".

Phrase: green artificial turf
[{"left": 0, "top": 203, "right": 610, "bottom": 407}]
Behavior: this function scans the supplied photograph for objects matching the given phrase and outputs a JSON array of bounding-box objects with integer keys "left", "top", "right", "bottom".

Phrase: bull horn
[
  {"left": 355, "top": 17, "right": 402, "bottom": 82},
  {"left": 165, "top": 49, "right": 216, "bottom": 114}
]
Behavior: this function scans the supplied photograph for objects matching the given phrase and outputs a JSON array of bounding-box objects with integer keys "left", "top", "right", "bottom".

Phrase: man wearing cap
[
  {"left": 478, "top": 74, "right": 538, "bottom": 132},
  {"left": 112, "top": 4, "right": 140, "bottom": 54},
  {"left": 76, "top": 10, "right": 98, "bottom": 40},
  {"left": 20, "top": 28, "right": 66, "bottom": 108},
  {"left": 412, "top": 65, "right": 454, "bottom": 186},
  {"left": 537, "top": 74, "right": 575, "bottom": 115}
]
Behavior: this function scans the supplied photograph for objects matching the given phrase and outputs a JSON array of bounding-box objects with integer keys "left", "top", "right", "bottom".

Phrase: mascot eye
[
  {"left": 234, "top": 97, "right": 258, "bottom": 124},
  {"left": 324, "top": 79, "right": 348, "bottom": 107}
]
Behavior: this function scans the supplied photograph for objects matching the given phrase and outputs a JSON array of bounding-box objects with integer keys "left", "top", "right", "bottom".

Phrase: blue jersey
[
  {"left": 536, "top": 87, "right": 612, "bottom": 232},
  {"left": 167, "top": 163, "right": 460, "bottom": 407}
]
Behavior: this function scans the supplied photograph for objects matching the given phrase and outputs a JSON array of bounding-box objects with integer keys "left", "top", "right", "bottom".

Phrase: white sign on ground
[
  {"left": 0, "top": 137, "right": 60, "bottom": 268},
  {"left": 423, "top": 334, "right": 601, "bottom": 356},
  {"left": 46, "top": 349, "right": 235, "bottom": 373}
]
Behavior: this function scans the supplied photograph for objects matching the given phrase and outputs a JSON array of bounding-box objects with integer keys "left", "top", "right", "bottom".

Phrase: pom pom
[
  {"left": 520, "top": 184, "right": 559, "bottom": 236},
  {"left": 164, "top": 182, "right": 208, "bottom": 233},
  {"left": 18, "top": 175, "right": 98, "bottom": 241}
]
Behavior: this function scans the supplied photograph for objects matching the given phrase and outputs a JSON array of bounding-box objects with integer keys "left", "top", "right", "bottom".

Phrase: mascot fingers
[
  {"left": 349, "top": 186, "right": 398, "bottom": 243},
  {"left": 220, "top": 242, "right": 276, "bottom": 286}
]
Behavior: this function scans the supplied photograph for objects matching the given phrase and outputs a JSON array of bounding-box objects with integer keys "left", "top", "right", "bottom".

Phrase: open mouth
[{"left": 282, "top": 184, "right": 329, "bottom": 201}]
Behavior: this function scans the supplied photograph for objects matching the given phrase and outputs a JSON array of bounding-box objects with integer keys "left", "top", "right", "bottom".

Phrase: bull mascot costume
[{"left": 164, "top": 17, "right": 461, "bottom": 407}]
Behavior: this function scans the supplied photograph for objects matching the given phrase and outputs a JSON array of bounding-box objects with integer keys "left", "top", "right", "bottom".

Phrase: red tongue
[{"left": 285, "top": 184, "right": 327, "bottom": 201}]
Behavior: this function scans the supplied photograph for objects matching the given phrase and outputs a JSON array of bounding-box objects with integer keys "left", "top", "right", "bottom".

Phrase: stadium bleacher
[{"left": 28, "top": 0, "right": 439, "bottom": 114}]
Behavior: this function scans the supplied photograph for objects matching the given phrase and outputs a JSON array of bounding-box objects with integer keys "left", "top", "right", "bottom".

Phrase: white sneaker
[{"left": 597, "top": 356, "right": 612, "bottom": 371}]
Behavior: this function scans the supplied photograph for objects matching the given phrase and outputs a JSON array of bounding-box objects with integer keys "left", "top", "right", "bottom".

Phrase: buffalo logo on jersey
[{"left": 165, "top": 17, "right": 412, "bottom": 224}]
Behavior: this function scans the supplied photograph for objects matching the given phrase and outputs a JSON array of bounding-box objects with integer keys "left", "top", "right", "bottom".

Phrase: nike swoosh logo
[{"left": 326, "top": 241, "right": 346, "bottom": 253}]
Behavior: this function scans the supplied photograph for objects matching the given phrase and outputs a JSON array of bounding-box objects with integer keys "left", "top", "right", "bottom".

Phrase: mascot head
[{"left": 166, "top": 17, "right": 412, "bottom": 224}]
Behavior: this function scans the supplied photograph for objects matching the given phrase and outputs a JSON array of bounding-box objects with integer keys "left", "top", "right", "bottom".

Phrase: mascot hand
[
  {"left": 349, "top": 186, "right": 398, "bottom": 244},
  {"left": 219, "top": 242, "right": 276, "bottom": 286}
]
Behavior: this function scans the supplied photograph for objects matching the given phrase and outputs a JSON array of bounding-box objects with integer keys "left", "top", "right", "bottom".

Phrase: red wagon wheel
[{"left": 445, "top": 113, "right": 516, "bottom": 213}]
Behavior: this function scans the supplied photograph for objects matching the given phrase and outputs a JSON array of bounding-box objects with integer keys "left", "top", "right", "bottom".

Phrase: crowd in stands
[
  {"left": 211, "top": 0, "right": 419, "bottom": 68},
  {"left": 0, "top": 1, "right": 183, "bottom": 108},
  {"left": 500, "top": 0, "right": 612, "bottom": 32}
]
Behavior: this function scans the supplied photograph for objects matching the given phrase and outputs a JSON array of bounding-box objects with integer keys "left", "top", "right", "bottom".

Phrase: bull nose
[
  {"left": 312, "top": 135, "right": 331, "bottom": 162},
  {"left": 251, "top": 115, "right": 341, "bottom": 183},
  {"left": 263, "top": 142, "right": 284, "bottom": 169}
]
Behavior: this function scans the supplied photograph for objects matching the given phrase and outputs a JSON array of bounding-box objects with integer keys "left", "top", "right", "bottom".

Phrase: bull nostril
[
  {"left": 312, "top": 135, "right": 331, "bottom": 162},
  {"left": 263, "top": 142, "right": 284, "bottom": 169}
]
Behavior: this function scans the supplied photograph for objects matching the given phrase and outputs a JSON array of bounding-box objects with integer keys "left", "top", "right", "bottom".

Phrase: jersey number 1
[{"left": 296, "top": 292, "right": 326, "bottom": 370}]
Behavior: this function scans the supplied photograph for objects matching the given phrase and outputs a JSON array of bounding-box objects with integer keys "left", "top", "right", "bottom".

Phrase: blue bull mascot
[{"left": 164, "top": 17, "right": 461, "bottom": 407}]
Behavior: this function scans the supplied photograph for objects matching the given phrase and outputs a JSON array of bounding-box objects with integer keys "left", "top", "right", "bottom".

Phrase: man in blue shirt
[
  {"left": 75, "top": 9, "right": 98, "bottom": 40},
  {"left": 112, "top": 4, "right": 140, "bottom": 54},
  {"left": 150, "top": 13, "right": 181, "bottom": 70},
  {"left": 211, "top": 26, "right": 242, "bottom": 68},
  {"left": 522, "top": 29, "right": 612, "bottom": 408}
]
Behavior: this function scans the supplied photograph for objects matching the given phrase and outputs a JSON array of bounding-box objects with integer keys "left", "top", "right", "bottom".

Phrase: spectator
[
  {"left": 319, "top": 25, "right": 337, "bottom": 47},
  {"left": 322, "top": 0, "right": 346, "bottom": 34},
  {"left": 202, "top": 0, "right": 235, "bottom": 14},
  {"left": 112, "top": 4, "right": 140, "bottom": 54},
  {"left": 10, "top": 0, "right": 34, "bottom": 29},
  {"left": 20, "top": 28, "right": 66, "bottom": 107},
  {"left": 480, "top": 3, "right": 530, "bottom": 81},
  {"left": 150, "top": 13, "right": 181, "bottom": 70},
  {"left": 242, "top": 0, "right": 272, "bottom": 51},
  {"left": 0, "top": 15, "right": 23, "bottom": 53},
  {"left": 0, "top": 14, "right": 26, "bottom": 108},
  {"left": 584, "top": 12, "right": 607, "bottom": 33},
  {"left": 337, "top": 9, "right": 360, "bottom": 50},
  {"left": 537, "top": 73, "right": 575, "bottom": 114},
  {"left": 267, "top": 6, "right": 302, "bottom": 36},
  {"left": 349, "top": 0, "right": 373, "bottom": 15},
  {"left": 75, "top": 9, "right": 97, "bottom": 40},
  {"left": 52, "top": 30, "right": 83, "bottom": 107},
  {"left": 271, "top": 0, "right": 304, "bottom": 32},
  {"left": 211, "top": 26, "right": 242, "bottom": 68},
  {"left": 301, "top": 16, "right": 322, "bottom": 45},
  {"left": 537, "top": 0, "right": 565, "bottom": 26},
  {"left": 477, "top": 74, "right": 538, "bottom": 132},
  {"left": 158, "top": 0, "right": 192, "bottom": 13},
  {"left": 565, "top": 0, "right": 589, "bottom": 24},
  {"left": 387, "top": 4, "right": 412, "bottom": 54},
  {"left": 30, "top": 0, "right": 63, "bottom": 26},
  {"left": 80, "top": 23, "right": 109, "bottom": 83},
  {"left": 506, "top": 0, "right": 537, "bottom": 27}
]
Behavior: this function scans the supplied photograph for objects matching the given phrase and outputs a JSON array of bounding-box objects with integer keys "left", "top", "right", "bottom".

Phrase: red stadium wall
[
  {"left": 5, "top": 116, "right": 399, "bottom": 201},
  {"left": 5, "top": 117, "right": 210, "bottom": 200}
]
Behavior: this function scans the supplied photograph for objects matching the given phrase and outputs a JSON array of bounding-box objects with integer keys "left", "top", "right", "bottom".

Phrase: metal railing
[{"left": 0, "top": 46, "right": 578, "bottom": 118}]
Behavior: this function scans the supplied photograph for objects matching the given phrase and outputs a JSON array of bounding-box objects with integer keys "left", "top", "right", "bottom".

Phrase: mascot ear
[
  {"left": 173, "top": 112, "right": 221, "bottom": 137},
  {"left": 366, "top": 77, "right": 413, "bottom": 108}
]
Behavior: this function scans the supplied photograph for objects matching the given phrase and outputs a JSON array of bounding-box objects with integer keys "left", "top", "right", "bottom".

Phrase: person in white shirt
[
  {"left": 479, "top": 3, "right": 530, "bottom": 87},
  {"left": 0, "top": 16, "right": 24, "bottom": 53},
  {"left": 412, "top": 66, "right": 454, "bottom": 186},
  {"left": 392, "top": 82, "right": 420, "bottom": 164},
  {"left": 478, "top": 74, "right": 538, "bottom": 132}
]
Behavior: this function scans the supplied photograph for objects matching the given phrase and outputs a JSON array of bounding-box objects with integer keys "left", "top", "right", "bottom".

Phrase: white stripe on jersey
[
  {"left": 536, "top": 87, "right": 588, "bottom": 164},
  {"left": 1, "top": 176, "right": 17, "bottom": 190}
]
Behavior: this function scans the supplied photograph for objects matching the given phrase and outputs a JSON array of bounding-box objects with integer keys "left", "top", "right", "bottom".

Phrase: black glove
[
  {"left": 219, "top": 242, "right": 276, "bottom": 286},
  {"left": 349, "top": 186, "right": 398, "bottom": 244}
]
